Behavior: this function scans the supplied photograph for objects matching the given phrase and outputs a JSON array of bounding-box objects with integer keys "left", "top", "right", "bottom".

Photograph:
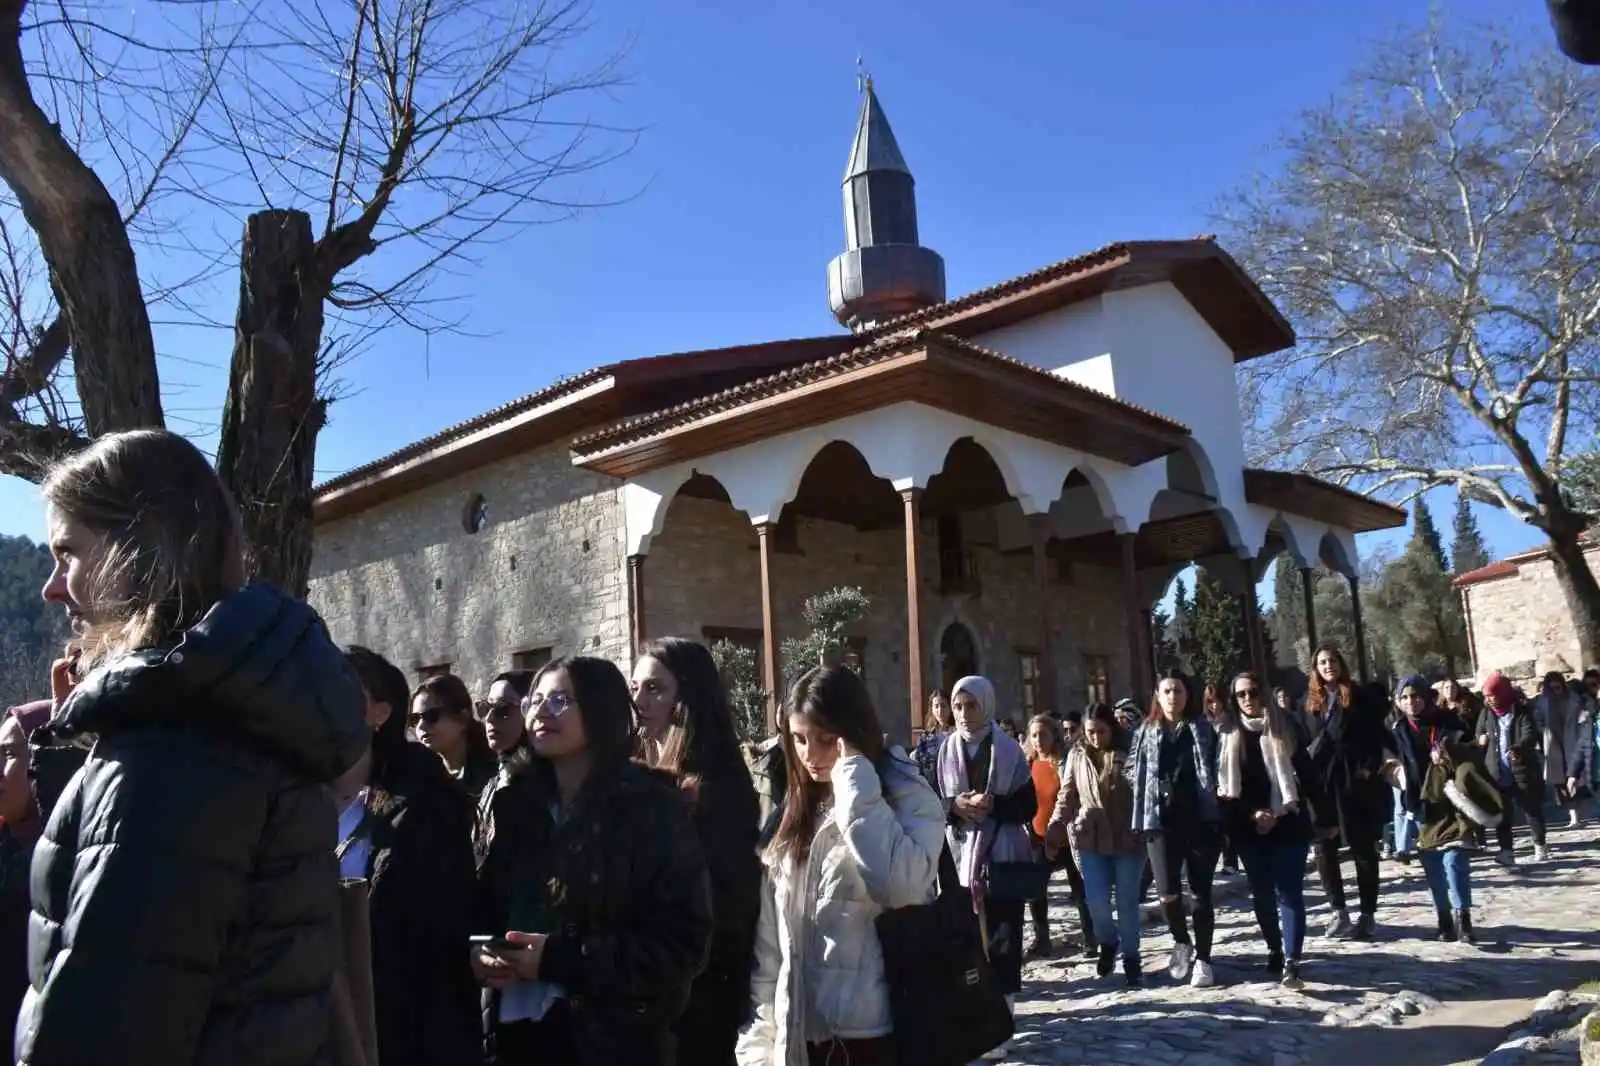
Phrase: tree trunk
[
  {"left": 0, "top": 2, "right": 162, "bottom": 440},
  {"left": 216, "top": 210, "right": 326, "bottom": 600},
  {"left": 1544, "top": 522, "right": 1600, "bottom": 668}
]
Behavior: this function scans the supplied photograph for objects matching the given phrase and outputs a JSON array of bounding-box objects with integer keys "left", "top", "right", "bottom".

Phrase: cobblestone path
[{"left": 997, "top": 823, "right": 1600, "bottom": 1065}]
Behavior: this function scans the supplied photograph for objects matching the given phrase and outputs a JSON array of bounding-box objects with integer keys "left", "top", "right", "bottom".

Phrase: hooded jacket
[{"left": 16, "top": 584, "right": 368, "bottom": 1066}]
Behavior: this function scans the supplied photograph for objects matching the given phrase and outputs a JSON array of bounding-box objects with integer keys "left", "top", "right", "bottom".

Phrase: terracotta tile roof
[
  {"left": 315, "top": 367, "right": 611, "bottom": 496},
  {"left": 569, "top": 328, "right": 1188, "bottom": 457},
  {"left": 1452, "top": 535, "right": 1600, "bottom": 588}
]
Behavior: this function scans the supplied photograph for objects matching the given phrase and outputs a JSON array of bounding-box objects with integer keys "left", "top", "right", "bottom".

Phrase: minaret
[{"left": 826, "top": 81, "right": 946, "bottom": 331}]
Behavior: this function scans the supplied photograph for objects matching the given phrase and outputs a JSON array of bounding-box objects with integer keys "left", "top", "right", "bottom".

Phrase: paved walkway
[{"left": 999, "top": 822, "right": 1600, "bottom": 1066}]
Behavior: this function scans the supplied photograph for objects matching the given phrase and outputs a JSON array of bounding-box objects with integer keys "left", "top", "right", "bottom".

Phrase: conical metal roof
[{"left": 843, "top": 84, "right": 911, "bottom": 181}]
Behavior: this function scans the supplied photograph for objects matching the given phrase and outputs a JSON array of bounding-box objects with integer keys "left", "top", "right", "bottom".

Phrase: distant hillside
[{"left": 0, "top": 535, "right": 64, "bottom": 708}]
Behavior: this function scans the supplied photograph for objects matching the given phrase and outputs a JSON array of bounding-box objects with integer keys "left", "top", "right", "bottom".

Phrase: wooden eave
[
  {"left": 869, "top": 239, "right": 1296, "bottom": 363},
  {"left": 571, "top": 337, "right": 1192, "bottom": 479},
  {"left": 1242, "top": 469, "right": 1406, "bottom": 533}
]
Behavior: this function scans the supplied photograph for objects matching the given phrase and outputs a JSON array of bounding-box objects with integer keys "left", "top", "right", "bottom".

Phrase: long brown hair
[
  {"left": 769, "top": 665, "right": 888, "bottom": 866},
  {"left": 42, "top": 429, "right": 246, "bottom": 670},
  {"left": 636, "top": 637, "right": 751, "bottom": 805},
  {"left": 1305, "top": 644, "right": 1352, "bottom": 715}
]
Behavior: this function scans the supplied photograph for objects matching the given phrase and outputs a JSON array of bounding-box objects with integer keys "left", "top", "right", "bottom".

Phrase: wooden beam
[
  {"left": 627, "top": 554, "right": 646, "bottom": 655},
  {"left": 1119, "top": 534, "right": 1151, "bottom": 702},
  {"left": 1300, "top": 566, "right": 1319, "bottom": 655},
  {"left": 757, "top": 523, "right": 781, "bottom": 732},
  {"left": 1030, "top": 514, "right": 1059, "bottom": 716},
  {"left": 1349, "top": 573, "right": 1371, "bottom": 683},
  {"left": 902, "top": 488, "right": 925, "bottom": 747}
]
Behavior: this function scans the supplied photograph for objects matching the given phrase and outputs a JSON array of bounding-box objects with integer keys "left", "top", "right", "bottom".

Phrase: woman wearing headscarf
[
  {"left": 936, "top": 675, "right": 1036, "bottom": 1051},
  {"left": 1476, "top": 671, "right": 1549, "bottom": 865}
]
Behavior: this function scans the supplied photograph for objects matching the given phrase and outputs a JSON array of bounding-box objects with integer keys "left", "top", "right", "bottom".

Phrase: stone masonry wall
[
  {"left": 307, "top": 444, "right": 629, "bottom": 695},
  {"left": 1464, "top": 547, "right": 1600, "bottom": 682},
  {"left": 643, "top": 494, "right": 1133, "bottom": 739}
]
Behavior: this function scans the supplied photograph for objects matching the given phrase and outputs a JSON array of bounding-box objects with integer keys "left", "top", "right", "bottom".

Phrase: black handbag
[
  {"left": 874, "top": 843, "right": 1014, "bottom": 1066},
  {"left": 983, "top": 859, "right": 1049, "bottom": 902}
]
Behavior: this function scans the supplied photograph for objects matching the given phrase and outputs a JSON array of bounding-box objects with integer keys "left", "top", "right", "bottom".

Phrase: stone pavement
[{"left": 995, "top": 822, "right": 1600, "bottom": 1066}]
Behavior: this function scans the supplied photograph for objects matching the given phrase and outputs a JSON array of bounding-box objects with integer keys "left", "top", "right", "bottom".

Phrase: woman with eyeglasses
[
  {"left": 474, "top": 671, "right": 534, "bottom": 867},
  {"left": 474, "top": 656, "right": 712, "bottom": 1065},
  {"left": 631, "top": 637, "right": 762, "bottom": 1066},
  {"left": 341, "top": 647, "right": 482, "bottom": 1066},
  {"left": 1218, "top": 671, "right": 1319, "bottom": 989},
  {"left": 411, "top": 673, "right": 497, "bottom": 798}
]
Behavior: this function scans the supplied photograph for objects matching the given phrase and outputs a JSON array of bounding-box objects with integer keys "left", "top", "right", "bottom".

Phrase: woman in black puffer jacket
[{"left": 18, "top": 430, "right": 368, "bottom": 1066}]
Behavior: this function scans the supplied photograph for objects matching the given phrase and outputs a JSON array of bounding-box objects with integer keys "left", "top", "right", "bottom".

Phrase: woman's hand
[
  {"left": 1567, "top": 776, "right": 1579, "bottom": 798},
  {"left": 1430, "top": 747, "right": 1446, "bottom": 765},
  {"left": 49, "top": 645, "right": 80, "bottom": 712},
  {"left": 472, "top": 932, "right": 547, "bottom": 989},
  {"left": 1043, "top": 820, "right": 1068, "bottom": 859},
  {"left": 1252, "top": 809, "right": 1277, "bottom": 835},
  {"left": 1477, "top": 733, "right": 1490, "bottom": 749},
  {"left": 953, "top": 792, "right": 991, "bottom": 822}
]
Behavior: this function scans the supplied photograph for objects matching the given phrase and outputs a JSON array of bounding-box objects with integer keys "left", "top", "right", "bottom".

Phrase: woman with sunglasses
[
  {"left": 411, "top": 673, "right": 497, "bottom": 798},
  {"left": 631, "top": 638, "right": 762, "bottom": 1066},
  {"left": 474, "top": 671, "right": 534, "bottom": 867},
  {"left": 341, "top": 647, "right": 482, "bottom": 1066},
  {"left": 1218, "top": 671, "right": 1319, "bottom": 989},
  {"left": 474, "top": 656, "right": 711, "bottom": 1065}
]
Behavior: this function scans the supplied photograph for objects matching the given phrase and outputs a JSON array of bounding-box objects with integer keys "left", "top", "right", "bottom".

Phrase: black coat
[
  {"left": 673, "top": 769, "right": 761, "bottom": 1066},
  {"left": 1218, "top": 719, "right": 1321, "bottom": 849},
  {"left": 1305, "top": 685, "right": 1394, "bottom": 849},
  {"left": 1476, "top": 701, "right": 1544, "bottom": 793},
  {"left": 0, "top": 828, "right": 32, "bottom": 1041},
  {"left": 477, "top": 760, "right": 713, "bottom": 1066},
  {"left": 17, "top": 584, "right": 368, "bottom": 1066},
  {"left": 361, "top": 741, "right": 481, "bottom": 1066}
]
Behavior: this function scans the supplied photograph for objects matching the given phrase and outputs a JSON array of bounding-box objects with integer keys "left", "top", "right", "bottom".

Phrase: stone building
[
  {"left": 306, "top": 85, "right": 1405, "bottom": 740},
  {"left": 1454, "top": 541, "right": 1600, "bottom": 682}
]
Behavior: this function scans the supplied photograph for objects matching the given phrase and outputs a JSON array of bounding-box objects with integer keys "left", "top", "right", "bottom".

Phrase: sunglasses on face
[
  {"left": 408, "top": 706, "right": 459, "bottom": 728},
  {"left": 523, "top": 691, "right": 573, "bottom": 718},
  {"left": 1234, "top": 688, "right": 1261, "bottom": 700},
  {"left": 473, "top": 700, "right": 519, "bottom": 723}
]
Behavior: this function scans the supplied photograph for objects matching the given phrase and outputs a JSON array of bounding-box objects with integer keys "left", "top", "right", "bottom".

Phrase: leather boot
[
  {"left": 1455, "top": 908, "right": 1477, "bottom": 946},
  {"left": 1435, "top": 906, "right": 1457, "bottom": 942}
]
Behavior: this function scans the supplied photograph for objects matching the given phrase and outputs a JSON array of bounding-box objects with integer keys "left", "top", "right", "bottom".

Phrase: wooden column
[
  {"left": 757, "top": 522, "right": 781, "bottom": 732},
  {"left": 1118, "top": 534, "right": 1150, "bottom": 702},
  {"left": 626, "top": 554, "right": 646, "bottom": 654},
  {"left": 1242, "top": 577, "right": 1267, "bottom": 679},
  {"left": 1348, "top": 573, "right": 1371, "bottom": 683},
  {"left": 1300, "top": 566, "right": 1319, "bottom": 654},
  {"left": 1141, "top": 607, "right": 1157, "bottom": 675},
  {"left": 1029, "top": 515, "right": 1059, "bottom": 716},
  {"left": 902, "top": 489, "right": 925, "bottom": 744}
]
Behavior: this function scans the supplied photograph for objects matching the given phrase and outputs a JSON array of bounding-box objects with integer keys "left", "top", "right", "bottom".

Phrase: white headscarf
[{"left": 951, "top": 675, "right": 996, "bottom": 741}]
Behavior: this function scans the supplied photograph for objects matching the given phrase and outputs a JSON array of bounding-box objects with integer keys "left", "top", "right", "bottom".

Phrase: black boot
[
  {"left": 1435, "top": 906, "right": 1457, "bottom": 943},
  {"left": 1096, "top": 943, "right": 1116, "bottom": 978},
  {"left": 1455, "top": 908, "right": 1477, "bottom": 946},
  {"left": 1124, "top": 954, "right": 1143, "bottom": 988},
  {"left": 1026, "top": 920, "right": 1053, "bottom": 959}
]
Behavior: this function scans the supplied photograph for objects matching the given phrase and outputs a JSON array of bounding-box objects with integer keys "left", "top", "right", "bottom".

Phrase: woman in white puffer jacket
[{"left": 737, "top": 665, "right": 945, "bottom": 1066}]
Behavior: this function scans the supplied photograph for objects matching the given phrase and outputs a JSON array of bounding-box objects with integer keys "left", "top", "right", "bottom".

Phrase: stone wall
[
  {"left": 1463, "top": 547, "right": 1600, "bottom": 682},
  {"left": 642, "top": 494, "right": 1133, "bottom": 739},
  {"left": 307, "top": 444, "right": 629, "bottom": 695}
]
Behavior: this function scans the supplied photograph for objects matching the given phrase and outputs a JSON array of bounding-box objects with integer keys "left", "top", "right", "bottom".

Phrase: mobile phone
[{"left": 470, "top": 935, "right": 515, "bottom": 952}]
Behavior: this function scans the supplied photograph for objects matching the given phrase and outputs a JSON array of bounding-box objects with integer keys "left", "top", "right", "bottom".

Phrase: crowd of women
[{"left": 0, "top": 427, "right": 1587, "bottom": 1066}]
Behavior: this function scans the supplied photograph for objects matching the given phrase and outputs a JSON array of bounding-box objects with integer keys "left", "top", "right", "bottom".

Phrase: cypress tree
[{"left": 1450, "top": 492, "right": 1491, "bottom": 574}]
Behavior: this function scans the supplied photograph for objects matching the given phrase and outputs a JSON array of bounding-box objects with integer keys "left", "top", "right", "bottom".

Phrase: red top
[{"left": 1030, "top": 757, "right": 1060, "bottom": 838}]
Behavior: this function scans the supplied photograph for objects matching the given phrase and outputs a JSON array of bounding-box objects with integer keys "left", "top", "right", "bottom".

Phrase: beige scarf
[{"left": 1218, "top": 713, "right": 1300, "bottom": 815}]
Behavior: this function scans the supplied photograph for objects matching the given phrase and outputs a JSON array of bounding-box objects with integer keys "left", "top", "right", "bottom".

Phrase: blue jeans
[
  {"left": 1392, "top": 789, "right": 1418, "bottom": 855},
  {"left": 1236, "top": 835, "right": 1311, "bottom": 961},
  {"left": 1078, "top": 851, "right": 1145, "bottom": 961},
  {"left": 1419, "top": 848, "right": 1473, "bottom": 910}
]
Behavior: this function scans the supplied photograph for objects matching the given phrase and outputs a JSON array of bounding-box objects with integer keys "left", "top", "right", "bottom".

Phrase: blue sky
[{"left": 0, "top": 0, "right": 1553, "bottom": 573}]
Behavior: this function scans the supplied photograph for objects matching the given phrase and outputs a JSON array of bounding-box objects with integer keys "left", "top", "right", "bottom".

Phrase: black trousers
[
  {"left": 1029, "top": 849, "right": 1094, "bottom": 947},
  {"left": 1147, "top": 823, "right": 1221, "bottom": 961},
  {"left": 1496, "top": 779, "right": 1548, "bottom": 849},
  {"left": 1314, "top": 834, "right": 1379, "bottom": 916},
  {"left": 985, "top": 896, "right": 1026, "bottom": 995}
]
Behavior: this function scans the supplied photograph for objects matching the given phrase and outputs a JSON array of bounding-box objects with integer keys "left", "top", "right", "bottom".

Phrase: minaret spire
[{"left": 826, "top": 80, "right": 945, "bottom": 331}]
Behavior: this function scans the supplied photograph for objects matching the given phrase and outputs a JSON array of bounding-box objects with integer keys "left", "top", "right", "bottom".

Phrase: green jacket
[{"left": 1417, "top": 740, "right": 1503, "bottom": 851}]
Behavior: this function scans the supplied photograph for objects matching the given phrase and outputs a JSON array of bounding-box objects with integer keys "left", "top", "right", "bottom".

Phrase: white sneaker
[
  {"left": 1324, "top": 910, "right": 1352, "bottom": 938},
  {"left": 1534, "top": 843, "right": 1552, "bottom": 862},
  {"left": 1494, "top": 849, "right": 1516, "bottom": 868},
  {"left": 1569, "top": 809, "right": 1581, "bottom": 829},
  {"left": 1190, "top": 959, "right": 1216, "bottom": 988},
  {"left": 1167, "top": 941, "right": 1195, "bottom": 981}
]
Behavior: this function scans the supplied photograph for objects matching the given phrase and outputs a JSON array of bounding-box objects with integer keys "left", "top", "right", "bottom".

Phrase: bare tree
[
  {"left": 1220, "top": 21, "right": 1600, "bottom": 663},
  {"left": 0, "top": 0, "right": 627, "bottom": 595}
]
